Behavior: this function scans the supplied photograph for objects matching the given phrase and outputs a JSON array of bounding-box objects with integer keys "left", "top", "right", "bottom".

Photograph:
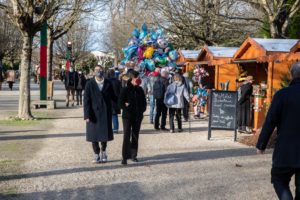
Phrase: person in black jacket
[
  {"left": 237, "top": 76, "right": 253, "bottom": 133},
  {"left": 0, "top": 63, "right": 3, "bottom": 91},
  {"left": 76, "top": 69, "right": 86, "bottom": 106},
  {"left": 107, "top": 69, "right": 122, "bottom": 133},
  {"left": 256, "top": 62, "right": 300, "bottom": 200},
  {"left": 118, "top": 70, "right": 146, "bottom": 165},
  {"left": 84, "top": 65, "right": 117, "bottom": 163},
  {"left": 64, "top": 66, "right": 79, "bottom": 107},
  {"left": 153, "top": 70, "right": 169, "bottom": 131}
]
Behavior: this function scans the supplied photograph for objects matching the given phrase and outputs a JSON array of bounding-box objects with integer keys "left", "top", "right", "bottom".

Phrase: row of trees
[
  {"left": 0, "top": 0, "right": 108, "bottom": 119},
  {"left": 104, "top": 0, "right": 300, "bottom": 52}
]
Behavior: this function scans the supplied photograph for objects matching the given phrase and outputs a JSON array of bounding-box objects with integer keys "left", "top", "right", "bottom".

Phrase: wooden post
[
  {"left": 215, "top": 65, "right": 219, "bottom": 90},
  {"left": 266, "top": 61, "right": 274, "bottom": 104}
]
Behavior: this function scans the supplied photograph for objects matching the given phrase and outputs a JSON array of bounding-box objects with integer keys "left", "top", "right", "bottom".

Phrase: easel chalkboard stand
[{"left": 207, "top": 90, "right": 238, "bottom": 142}]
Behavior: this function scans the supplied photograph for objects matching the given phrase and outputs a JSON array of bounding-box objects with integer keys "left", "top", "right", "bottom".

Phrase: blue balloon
[
  {"left": 139, "top": 23, "right": 148, "bottom": 40},
  {"left": 145, "top": 59, "right": 155, "bottom": 71},
  {"left": 142, "top": 23, "right": 148, "bottom": 31},
  {"left": 168, "top": 50, "right": 178, "bottom": 61},
  {"left": 132, "top": 28, "right": 140, "bottom": 38},
  {"left": 139, "top": 61, "right": 146, "bottom": 71},
  {"left": 156, "top": 28, "right": 164, "bottom": 37},
  {"left": 151, "top": 30, "right": 158, "bottom": 40},
  {"left": 123, "top": 45, "right": 138, "bottom": 60}
]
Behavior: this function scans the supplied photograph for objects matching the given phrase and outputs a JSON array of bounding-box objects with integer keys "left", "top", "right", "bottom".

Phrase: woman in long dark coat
[
  {"left": 119, "top": 70, "right": 147, "bottom": 165},
  {"left": 84, "top": 65, "right": 117, "bottom": 163}
]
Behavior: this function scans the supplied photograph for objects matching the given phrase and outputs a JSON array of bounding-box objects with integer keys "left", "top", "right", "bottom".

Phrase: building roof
[
  {"left": 207, "top": 47, "right": 238, "bottom": 58},
  {"left": 180, "top": 50, "right": 201, "bottom": 59},
  {"left": 91, "top": 51, "right": 114, "bottom": 58},
  {"left": 253, "top": 38, "right": 299, "bottom": 52}
]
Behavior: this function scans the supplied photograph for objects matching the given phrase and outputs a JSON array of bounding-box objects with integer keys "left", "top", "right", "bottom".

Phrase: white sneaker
[
  {"left": 92, "top": 154, "right": 100, "bottom": 163},
  {"left": 101, "top": 151, "right": 108, "bottom": 163}
]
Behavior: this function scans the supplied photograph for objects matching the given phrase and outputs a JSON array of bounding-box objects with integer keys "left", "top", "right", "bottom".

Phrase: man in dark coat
[
  {"left": 84, "top": 65, "right": 117, "bottom": 163},
  {"left": 256, "top": 62, "right": 300, "bottom": 200},
  {"left": 237, "top": 76, "right": 253, "bottom": 133},
  {"left": 64, "top": 66, "right": 78, "bottom": 107},
  {"left": 107, "top": 69, "right": 121, "bottom": 133},
  {"left": 119, "top": 70, "right": 147, "bottom": 165},
  {"left": 153, "top": 70, "right": 169, "bottom": 131},
  {"left": 76, "top": 69, "right": 86, "bottom": 106}
]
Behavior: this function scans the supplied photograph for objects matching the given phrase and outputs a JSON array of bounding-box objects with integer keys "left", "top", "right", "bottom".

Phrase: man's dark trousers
[
  {"left": 271, "top": 167, "right": 300, "bottom": 200},
  {"left": 154, "top": 98, "right": 167, "bottom": 129}
]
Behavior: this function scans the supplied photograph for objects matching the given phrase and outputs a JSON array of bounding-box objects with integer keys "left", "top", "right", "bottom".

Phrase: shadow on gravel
[
  {"left": 0, "top": 126, "right": 208, "bottom": 140},
  {"left": 0, "top": 182, "right": 145, "bottom": 200},
  {"left": 36, "top": 116, "right": 83, "bottom": 120},
  {"left": 139, "top": 127, "right": 208, "bottom": 134},
  {"left": 0, "top": 148, "right": 270, "bottom": 182},
  {"left": 0, "top": 133, "right": 85, "bottom": 141},
  {"left": 0, "top": 130, "right": 45, "bottom": 134}
]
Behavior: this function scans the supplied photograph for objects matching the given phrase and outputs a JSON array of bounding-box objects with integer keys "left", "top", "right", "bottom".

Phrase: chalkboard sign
[{"left": 208, "top": 90, "right": 238, "bottom": 141}]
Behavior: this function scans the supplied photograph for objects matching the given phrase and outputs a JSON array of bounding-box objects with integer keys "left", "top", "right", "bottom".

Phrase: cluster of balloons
[
  {"left": 121, "top": 24, "right": 179, "bottom": 74},
  {"left": 192, "top": 65, "right": 209, "bottom": 83}
]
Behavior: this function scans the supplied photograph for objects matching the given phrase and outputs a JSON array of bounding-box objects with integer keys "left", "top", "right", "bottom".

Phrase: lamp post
[
  {"left": 66, "top": 41, "right": 72, "bottom": 72},
  {"left": 39, "top": 5, "right": 47, "bottom": 101}
]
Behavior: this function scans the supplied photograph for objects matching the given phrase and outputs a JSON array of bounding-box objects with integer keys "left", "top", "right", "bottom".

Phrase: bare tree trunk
[
  {"left": 18, "top": 33, "right": 33, "bottom": 119},
  {"left": 47, "top": 32, "right": 54, "bottom": 81},
  {"left": 270, "top": 21, "right": 280, "bottom": 38}
]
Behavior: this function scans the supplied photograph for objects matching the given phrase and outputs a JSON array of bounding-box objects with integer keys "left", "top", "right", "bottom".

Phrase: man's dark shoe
[
  {"left": 154, "top": 127, "right": 160, "bottom": 131},
  {"left": 178, "top": 129, "right": 183, "bottom": 132},
  {"left": 161, "top": 128, "right": 169, "bottom": 131},
  {"left": 121, "top": 159, "right": 127, "bottom": 165},
  {"left": 170, "top": 129, "right": 175, "bottom": 133}
]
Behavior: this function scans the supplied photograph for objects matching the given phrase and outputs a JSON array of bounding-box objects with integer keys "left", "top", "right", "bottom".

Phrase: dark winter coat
[
  {"left": 108, "top": 78, "right": 122, "bottom": 115},
  {"left": 257, "top": 78, "right": 300, "bottom": 168},
  {"left": 118, "top": 81, "right": 147, "bottom": 119},
  {"left": 0, "top": 66, "right": 3, "bottom": 82},
  {"left": 153, "top": 76, "right": 169, "bottom": 100},
  {"left": 77, "top": 73, "right": 86, "bottom": 90},
  {"left": 84, "top": 78, "right": 117, "bottom": 142},
  {"left": 64, "top": 71, "right": 78, "bottom": 89},
  {"left": 237, "top": 82, "right": 253, "bottom": 127}
]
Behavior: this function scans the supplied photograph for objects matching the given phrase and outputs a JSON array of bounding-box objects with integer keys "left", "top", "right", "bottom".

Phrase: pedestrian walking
[
  {"left": 164, "top": 73, "right": 189, "bottom": 133},
  {"left": 147, "top": 68, "right": 160, "bottom": 124},
  {"left": 256, "top": 62, "right": 300, "bottom": 200},
  {"left": 153, "top": 70, "right": 169, "bottom": 131},
  {"left": 182, "top": 72, "right": 193, "bottom": 122},
  {"left": 107, "top": 69, "right": 122, "bottom": 134},
  {"left": 84, "top": 65, "right": 117, "bottom": 163},
  {"left": 76, "top": 69, "right": 86, "bottom": 106},
  {"left": 64, "top": 66, "right": 78, "bottom": 107},
  {"left": 119, "top": 70, "right": 146, "bottom": 165},
  {"left": 6, "top": 68, "right": 16, "bottom": 91},
  {"left": 0, "top": 63, "right": 4, "bottom": 91},
  {"left": 237, "top": 76, "right": 253, "bottom": 133}
]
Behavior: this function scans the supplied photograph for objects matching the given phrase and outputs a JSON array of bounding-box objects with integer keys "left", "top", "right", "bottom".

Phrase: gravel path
[{"left": 0, "top": 105, "right": 279, "bottom": 200}]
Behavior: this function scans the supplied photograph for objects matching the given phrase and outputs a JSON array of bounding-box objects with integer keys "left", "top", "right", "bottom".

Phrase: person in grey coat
[
  {"left": 84, "top": 65, "right": 117, "bottom": 163},
  {"left": 164, "top": 73, "right": 189, "bottom": 133}
]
